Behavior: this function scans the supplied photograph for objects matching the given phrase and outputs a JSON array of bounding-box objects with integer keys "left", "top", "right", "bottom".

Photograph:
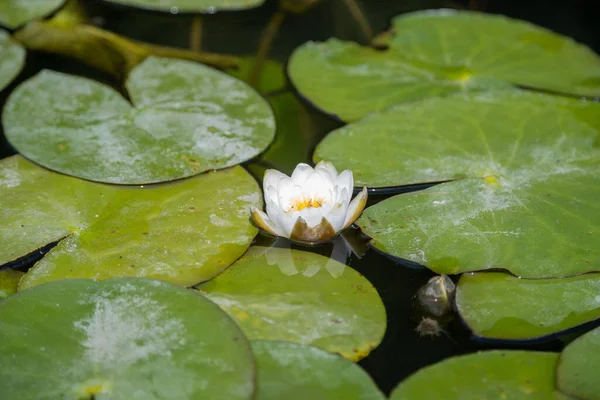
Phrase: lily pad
[
  {"left": 102, "top": 0, "right": 265, "bottom": 13},
  {"left": 0, "top": 29, "right": 24, "bottom": 91},
  {"left": 0, "top": 155, "right": 262, "bottom": 289},
  {"left": 288, "top": 9, "right": 600, "bottom": 121},
  {"left": 0, "top": 278, "right": 255, "bottom": 400},
  {"left": 456, "top": 272, "right": 600, "bottom": 340},
  {"left": 0, "top": 269, "right": 23, "bottom": 299},
  {"left": 3, "top": 56, "right": 275, "bottom": 184},
  {"left": 0, "top": 0, "right": 64, "bottom": 29},
  {"left": 389, "top": 350, "right": 569, "bottom": 400},
  {"left": 251, "top": 340, "right": 385, "bottom": 400},
  {"left": 557, "top": 326, "right": 600, "bottom": 400},
  {"left": 195, "top": 246, "right": 386, "bottom": 361},
  {"left": 353, "top": 92, "right": 600, "bottom": 278}
]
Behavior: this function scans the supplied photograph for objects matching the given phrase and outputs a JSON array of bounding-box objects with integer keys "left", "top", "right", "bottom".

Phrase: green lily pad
[
  {"left": 0, "top": 0, "right": 64, "bottom": 29},
  {"left": 0, "top": 29, "right": 25, "bottom": 91},
  {"left": 352, "top": 92, "right": 600, "bottom": 278},
  {"left": 251, "top": 340, "right": 385, "bottom": 400},
  {"left": 289, "top": 9, "right": 600, "bottom": 121},
  {"left": 557, "top": 326, "right": 600, "bottom": 400},
  {"left": 0, "top": 156, "right": 261, "bottom": 289},
  {"left": 0, "top": 278, "right": 255, "bottom": 399},
  {"left": 456, "top": 272, "right": 600, "bottom": 340},
  {"left": 389, "top": 350, "right": 570, "bottom": 400},
  {"left": 0, "top": 269, "right": 23, "bottom": 299},
  {"left": 102, "top": 0, "right": 265, "bottom": 13},
  {"left": 3, "top": 56, "right": 275, "bottom": 184},
  {"left": 195, "top": 246, "right": 386, "bottom": 361}
]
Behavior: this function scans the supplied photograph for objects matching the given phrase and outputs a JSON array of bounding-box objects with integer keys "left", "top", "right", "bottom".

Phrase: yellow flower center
[{"left": 290, "top": 197, "right": 325, "bottom": 211}]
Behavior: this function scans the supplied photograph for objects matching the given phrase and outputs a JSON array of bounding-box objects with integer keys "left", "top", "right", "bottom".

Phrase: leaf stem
[
  {"left": 249, "top": 10, "right": 286, "bottom": 88},
  {"left": 341, "top": 0, "right": 373, "bottom": 42},
  {"left": 189, "top": 16, "right": 203, "bottom": 51}
]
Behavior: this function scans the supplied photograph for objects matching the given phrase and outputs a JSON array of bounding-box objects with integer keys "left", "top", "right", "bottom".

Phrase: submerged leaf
[
  {"left": 196, "top": 246, "right": 386, "bottom": 361},
  {"left": 0, "top": 278, "right": 255, "bottom": 400},
  {"left": 289, "top": 9, "right": 600, "bottom": 121},
  {"left": 251, "top": 340, "right": 385, "bottom": 400},
  {"left": 456, "top": 272, "right": 600, "bottom": 340},
  {"left": 0, "top": 29, "right": 25, "bottom": 91},
  {"left": 102, "top": 0, "right": 265, "bottom": 12},
  {"left": 0, "top": 0, "right": 65, "bottom": 29},
  {"left": 389, "top": 351, "right": 570, "bottom": 400},
  {"left": 3, "top": 57, "right": 275, "bottom": 184},
  {"left": 557, "top": 326, "right": 600, "bottom": 400},
  {"left": 0, "top": 156, "right": 261, "bottom": 289}
]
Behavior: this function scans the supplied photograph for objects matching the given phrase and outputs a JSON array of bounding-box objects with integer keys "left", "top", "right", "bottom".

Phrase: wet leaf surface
[
  {"left": 557, "top": 325, "right": 600, "bottom": 400},
  {"left": 456, "top": 272, "right": 600, "bottom": 340},
  {"left": 0, "top": 0, "right": 65, "bottom": 29},
  {"left": 0, "top": 29, "right": 24, "bottom": 91},
  {"left": 389, "top": 350, "right": 571, "bottom": 400},
  {"left": 196, "top": 246, "right": 386, "bottom": 361},
  {"left": 0, "top": 278, "right": 255, "bottom": 400},
  {"left": 3, "top": 57, "right": 275, "bottom": 184},
  {"left": 0, "top": 156, "right": 261, "bottom": 289},
  {"left": 289, "top": 9, "right": 600, "bottom": 121},
  {"left": 251, "top": 340, "right": 385, "bottom": 400}
]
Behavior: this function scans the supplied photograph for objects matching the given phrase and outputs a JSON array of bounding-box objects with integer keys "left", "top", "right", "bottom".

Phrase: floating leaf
[
  {"left": 390, "top": 351, "right": 569, "bottom": 400},
  {"left": 3, "top": 56, "right": 275, "bottom": 184},
  {"left": 456, "top": 272, "right": 600, "bottom": 340},
  {"left": 353, "top": 92, "right": 600, "bottom": 278},
  {"left": 557, "top": 326, "right": 600, "bottom": 400},
  {"left": 0, "top": 0, "right": 64, "bottom": 29},
  {"left": 196, "top": 246, "right": 386, "bottom": 361},
  {"left": 289, "top": 9, "right": 600, "bottom": 121},
  {"left": 251, "top": 340, "right": 385, "bottom": 400},
  {"left": 0, "top": 278, "right": 255, "bottom": 399},
  {"left": 0, "top": 156, "right": 261, "bottom": 289},
  {"left": 0, "top": 270, "right": 23, "bottom": 299},
  {"left": 102, "top": 0, "right": 265, "bottom": 13},
  {"left": 0, "top": 29, "right": 24, "bottom": 91}
]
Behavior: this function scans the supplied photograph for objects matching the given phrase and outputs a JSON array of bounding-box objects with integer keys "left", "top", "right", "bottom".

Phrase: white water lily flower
[{"left": 251, "top": 161, "right": 368, "bottom": 242}]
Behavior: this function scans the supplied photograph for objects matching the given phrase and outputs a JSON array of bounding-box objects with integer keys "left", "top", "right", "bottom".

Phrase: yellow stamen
[{"left": 291, "top": 197, "right": 324, "bottom": 211}]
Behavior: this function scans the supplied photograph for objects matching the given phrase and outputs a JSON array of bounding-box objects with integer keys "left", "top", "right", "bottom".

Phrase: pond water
[{"left": 1, "top": 0, "right": 599, "bottom": 396}]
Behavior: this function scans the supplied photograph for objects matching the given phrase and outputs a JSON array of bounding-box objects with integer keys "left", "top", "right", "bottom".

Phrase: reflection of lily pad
[
  {"left": 456, "top": 272, "right": 600, "bottom": 340},
  {"left": 251, "top": 340, "right": 385, "bottom": 400},
  {"left": 0, "top": 156, "right": 261, "bottom": 289},
  {"left": 0, "top": 0, "right": 65, "bottom": 29},
  {"left": 102, "top": 0, "right": 265, "bottom": 13},
  {"left": 0, "top": 278, "right": 255, "bottom": 399},
  {"left": 227, "top": 57, "right": 286, "bottom": 95},
  {"left": 0, "top": 29, "right": 25, "bottom": 91},
  {"left": 557, "top": 326, "right": 600, "bottom": 400},
  {"left": 196, "top": 246, "right": 386, "bottom": 361},
  {"left": 353, "top": 92, "right": 600, "bottom": 279},
  {"left": 390, "top": 351, "right": 569, "bottom": 400},
  {"left": 3, "top": 56, "right": 275, "bottom": 184},
  {"left": 0, "top": 269, "right": 23, "bottom": 299},
  {"left": 289, "top": 10, "right": 600, "bottom": 121}
]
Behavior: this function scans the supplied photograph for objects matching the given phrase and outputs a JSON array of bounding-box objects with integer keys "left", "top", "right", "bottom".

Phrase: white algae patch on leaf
[
  {"left": 0, "top": 278, "right": 255, "bottom": 400},
  {"left": 3, "top": 57, "right": 275, "bottom": 184}
]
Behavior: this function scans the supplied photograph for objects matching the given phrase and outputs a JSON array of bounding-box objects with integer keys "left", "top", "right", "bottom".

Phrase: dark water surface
[{"left": 1, "top": 0, "right": 599, "bottom": 395}]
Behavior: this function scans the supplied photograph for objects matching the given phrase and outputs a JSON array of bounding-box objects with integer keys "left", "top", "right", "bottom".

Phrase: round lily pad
[
  {"left": 251, "top": 340, "right": 385, "bottom": 400},
  {"left": 0, "top": 156, "right": 262, "bottom": 289},
  {"left": 102, "top": 0, "right": 265, "bottom": 13},
  {"left": 289, "top": 10, "right": 600, "bottom": 121},
  {"left": 3, "top": 56, "right": 275, "bottom": 184},
  {"left": 0, "top": 0, "right": 64, "bottom": 29},
  {"left": 0, "top": 28, "right": 25, "bottom": 91},
  {"left": 0, "top": 278, "right": 255, "bottom": 400},
  {"left": 456, "top": 272, "right": 600, "bottom": 340},
  {"left": 389, "top": 351, "right": 569, "bottom": 400},
  {"left": 557, "top": 326, "right": 600, "bottom": 400},
  {"left": 0, "top": 269, "right": 23, "bottom": 299},
  {"left": 195, "top": 246, "right": 386, "bottom": 361},
  {"left": 352, "top": 91, "right": 600, "bottom": 279}
]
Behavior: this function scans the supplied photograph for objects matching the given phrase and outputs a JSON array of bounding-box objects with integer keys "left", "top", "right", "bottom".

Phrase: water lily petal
[
  {"left": 298, "top": 206, "right": 329, "bottom": 227},
  {"left": 303, "top": 171, "right": 334, "bottom": 204},
  {"left": 251, "top": 207, "right": 285, "bottom": 237},
  {"left": 264, "top": 169, "right": 288, "bottom": 192},
  {"left": 343, "top": 186, "right": 368, "bottom": 228},
  {"left": 290, "top": 217, "right": 337, "bottom": 242},
  {"left": 335, "top": 170, "right": 354, "bottom": 198},
  {"left": 315, "top": 160, "right": 338, "bottom": 181},
  {"left": 264, "top": 184, "right": 280, "bottom": 207},
  {"left": 277, "top": 178, "right": 304, "bottom": 211},
  {"left": 324, "top": 206, "right": 348, "bottom": 232},
  {"left": 290, "top": 163, "right": 314, "bottom": 185}
]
